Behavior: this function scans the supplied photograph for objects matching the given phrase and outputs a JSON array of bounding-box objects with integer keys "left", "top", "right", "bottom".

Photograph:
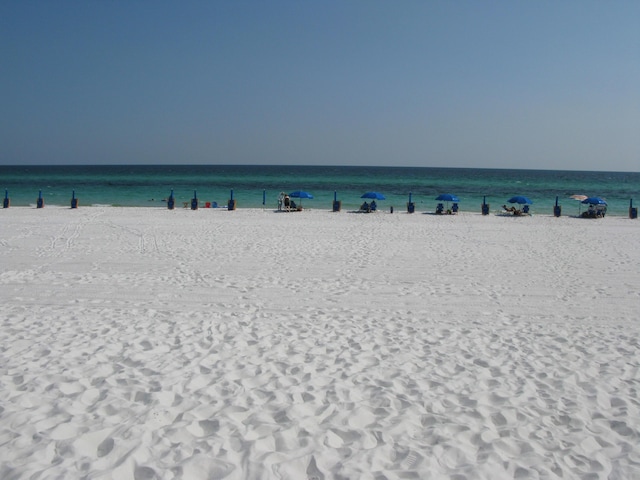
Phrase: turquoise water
[{"left": 1, "top": 165, "right": 638, "bottom": 216}]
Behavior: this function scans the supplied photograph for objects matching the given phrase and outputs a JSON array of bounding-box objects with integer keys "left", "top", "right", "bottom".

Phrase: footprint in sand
[
  {"left": 134, "top": 466, "right": 156, "bottom": 479},
  {"left": 97, "top": 437, "right": 114, "bottom": 457},
  {"left": 306, "top": 455, "right": 324, "bottom": 480}
]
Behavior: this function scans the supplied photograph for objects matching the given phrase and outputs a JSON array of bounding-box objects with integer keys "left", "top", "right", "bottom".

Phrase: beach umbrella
[
  {"left": 289, "top": 191, "right": 314, "bottom": 199},
  {"left": 581, "top": 196, "right": 607, "bottom": 205},
  {"left": 570, "top": 194, "right": 587, "bottom": 214},
  {"left": 288, "top": 190, "right": 314, "bottom": 207},
  {"left": 508, "top": 195, "right": 533, "bottom": 205},
  {"left": 435, "top": 193, "right": 459, "bottom": 202},
  {"left": 361, "top": 192, "right": 386, "bottom": 200}
]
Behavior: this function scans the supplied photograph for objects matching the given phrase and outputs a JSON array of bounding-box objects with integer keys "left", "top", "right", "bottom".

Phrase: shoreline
[{"left": 2, "top": 203, "right": 638, "bottom": 218}]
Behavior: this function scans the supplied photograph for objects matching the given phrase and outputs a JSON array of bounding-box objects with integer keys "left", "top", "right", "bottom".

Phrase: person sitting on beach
[
  {"left": 284, "top": 195, "right": 291, "bottom": 211},
  {"left": 581, "top": 205, "right": 598, "bottom": 218},
  {"left": 360, "top": 201, "right": 370, "bottom": 212},
  {"left": 502, "top": 204, "right": 516, "bottom": 213}
]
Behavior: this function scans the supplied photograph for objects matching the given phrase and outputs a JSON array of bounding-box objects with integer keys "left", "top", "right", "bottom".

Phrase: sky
[{"left": 1, "top": 0, "right": 639, "bottom": 171}]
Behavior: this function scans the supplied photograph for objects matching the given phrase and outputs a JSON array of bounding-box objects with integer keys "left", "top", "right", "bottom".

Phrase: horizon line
[{"left": 1, "top": 163, "right": 638, "bottom": 175}]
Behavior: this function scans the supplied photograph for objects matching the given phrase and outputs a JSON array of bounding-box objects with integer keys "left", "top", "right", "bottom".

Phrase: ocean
[{"left": 1, "top": 165, "right": 638, "bottom": 216}]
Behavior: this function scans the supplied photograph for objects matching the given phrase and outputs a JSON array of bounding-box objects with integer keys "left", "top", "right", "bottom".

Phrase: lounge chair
[
  {"left": 370, "top": 201, "right": 377, "bottom": 212},
  {"left": 522, "top": 205, "right": 530, "bottom": 215},
  {"left": 452, "top": 203, "right": 459, "bottom": 214},
  {"left": 436, "top": 203, "right": 444, "bottom": 215},
  {"left": 290, "top": 200, "right": 302, "bottom": 211}
]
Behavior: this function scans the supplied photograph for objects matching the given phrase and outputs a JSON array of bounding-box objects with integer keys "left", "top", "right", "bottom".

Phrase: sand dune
[{"left": 1, "top": 207, "right": 638, "bottom": 479}]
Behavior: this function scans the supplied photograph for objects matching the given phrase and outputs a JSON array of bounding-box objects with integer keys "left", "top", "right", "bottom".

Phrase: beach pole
[
  {"left": 332, "top": 190, "right": 341, "bottom": 212},
  {"left": 262, "top": 189, "right": 266, "bottom": 207},
  {"left": 71, "top": 190, "right": 78, "bottom": 209},
  {"left": 482, "top": 196, "right": 489, "bottom": 215},
  {"left": 553, "top": 196, "right": 561, "bottom": 217},
  {"left": 37, "top": 190, "right": 44, "bottom": 209},
  {"left": 3, "top": 189, "right": 9, "bottom": 208},
  {"left": 228, "top": 189, "right": 236, "bottom": 210},
  {"left": 407, "top": 192, "right": 415, "bottom": 213},
  {"left": 167, "top": 189, "right": 175, "bottom": 210},
  {"left": 630, "top": 199, "right": 638, "bottom": 219},
  {"left": 191, "top": 190, "right": 198, "bottom": 210}
]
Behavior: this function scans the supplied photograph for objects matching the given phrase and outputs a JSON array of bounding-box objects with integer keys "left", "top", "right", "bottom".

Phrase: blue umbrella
[
  {"left": 436, "top": 193, "right": 459, "bottom": 202},
  {"left": 508, "top": 195, "right": 533, "bottom": 205},
  {"left": 581, "top": 196, "right": 607, "bottom": 205},
  {"left": 289, "top": 191, "right": 314, "bottom": 199},
  {"left": 361, "top": 192, "right": 386, "bottom": 200},
  {"left": 288, "top": 190, "right": 313, "bottom": 208}
]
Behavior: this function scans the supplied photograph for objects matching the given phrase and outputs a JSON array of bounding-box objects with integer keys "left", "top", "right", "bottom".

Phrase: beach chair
[
  {"left": 359, "top": 202, "right": 370, "bottom": 213},
  {"left": 370, "top": 201, "right": 377, "bottom": 212},
  {"left": 436, "top": 203, "right": 444, "bottom": 215},
  {"left": 522, "top": 205, "right": 530, "bottom": 215},
  {"left": 452, "top": 203, "right": 459, "bottom": 214}
]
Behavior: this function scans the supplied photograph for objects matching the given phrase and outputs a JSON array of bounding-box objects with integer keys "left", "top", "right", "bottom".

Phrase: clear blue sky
[{"left": 2, "top": 0, "right": 638, "bottom": 171}]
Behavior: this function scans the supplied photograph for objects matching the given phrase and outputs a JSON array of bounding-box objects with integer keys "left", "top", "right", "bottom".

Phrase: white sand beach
[{"left": 1, "top": 206, "right": 638, "bottom": 479}]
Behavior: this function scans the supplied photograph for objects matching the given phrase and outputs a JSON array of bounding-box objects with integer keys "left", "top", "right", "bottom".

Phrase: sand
[{"left": 1, "top": 206, "right": 639, "bottom": 479}]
